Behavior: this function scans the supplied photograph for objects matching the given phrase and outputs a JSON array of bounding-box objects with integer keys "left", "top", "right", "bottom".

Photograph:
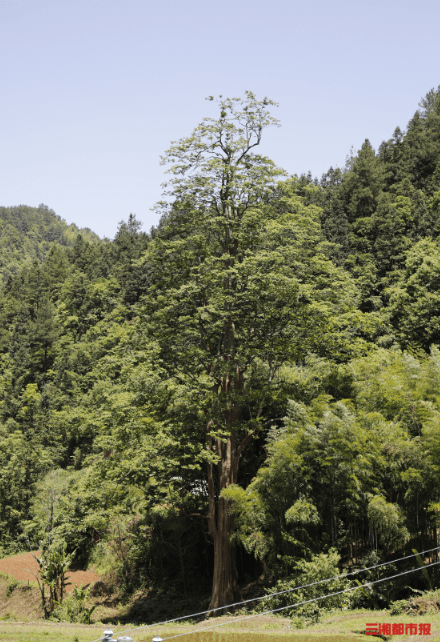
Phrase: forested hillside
[
  {"left": 0, "top": 204, "right": 99, "bottom": 282},
  {"left": 1, "top": 88, "right": 440, "bottom": 620}
]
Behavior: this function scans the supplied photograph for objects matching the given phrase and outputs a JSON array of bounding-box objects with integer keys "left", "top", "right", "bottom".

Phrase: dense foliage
[
  {"left": 1, "top": 87, "right": 440, "bottom": 618},
  {"left": 0, "top": 204, "right": 99, "bottom": 282}
]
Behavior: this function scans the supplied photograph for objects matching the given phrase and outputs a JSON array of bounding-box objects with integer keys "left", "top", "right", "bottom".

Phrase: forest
[{"left": 1, "top": 87, "right": 440, "bottom": 621}]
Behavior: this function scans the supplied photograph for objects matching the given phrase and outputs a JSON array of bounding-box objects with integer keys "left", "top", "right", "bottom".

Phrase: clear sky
[{"left": 1, "top": 0, "right": 439, "bottom": 239}]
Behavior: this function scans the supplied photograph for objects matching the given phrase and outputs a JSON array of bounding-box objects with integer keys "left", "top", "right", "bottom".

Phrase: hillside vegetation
[
  {"left": 1, "top": 88, "right": 440, "bottom": 622},
  {"left": 0, "top": 204, "right": 99, "bottom": 282}
]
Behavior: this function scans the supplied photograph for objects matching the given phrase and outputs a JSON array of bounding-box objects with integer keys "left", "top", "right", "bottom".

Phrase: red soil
[{"left": 0, "top": 551, "right": 99, "bottom": 591}]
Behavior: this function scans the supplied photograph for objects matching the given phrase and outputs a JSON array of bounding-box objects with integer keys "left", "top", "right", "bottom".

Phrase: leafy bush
[
  {"left": 261, "top": 549, "right": 352, "bottom": 622},
  {"left": 51, "top": 584, "right": 96, "bottom": 624},
  {"left": 390, "top": 599, "right": 410, "bottom": 615},
  {"left": 349, "top": 551, "right": 400, "bottom": 609},
  {"left": 32, "top": 538, "right": 75, "bottom": 618},
  {"left": 389, "top": 590, "right": 440, "bottom": 616}
]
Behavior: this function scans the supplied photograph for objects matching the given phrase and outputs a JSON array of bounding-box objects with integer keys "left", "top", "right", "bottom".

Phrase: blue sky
[{"left": 1, "top": 0, "right": 439, "bottom": 239}]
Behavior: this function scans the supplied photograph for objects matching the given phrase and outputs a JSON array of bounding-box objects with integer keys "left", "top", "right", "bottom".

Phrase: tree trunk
[
  {"left": 209, "top": 496, "right": 237, "bottom": 611},
  {"left": 207, "top": 435, "right": 239, "bottom": 612}
]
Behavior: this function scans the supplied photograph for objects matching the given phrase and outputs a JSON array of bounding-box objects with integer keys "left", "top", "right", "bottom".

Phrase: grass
[
  {"left": 132, "top": 609, "right": 440, "bottom": 641},
  {"left": 4, "top": 610, "right": 440, "bottom": 642},
  {"left": 0, "top": 622, "right": 365, "bottom": 642},
  {"left": 0, "top": 623, "right": 104, "bottom": 642}
]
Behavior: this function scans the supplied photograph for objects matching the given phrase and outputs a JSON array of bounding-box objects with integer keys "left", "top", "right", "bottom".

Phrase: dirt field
[{"left": 0, "top": 552, "right": 99, "bottom": 591}]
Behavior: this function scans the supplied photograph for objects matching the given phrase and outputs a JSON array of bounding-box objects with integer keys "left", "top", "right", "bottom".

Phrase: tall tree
[
  {"left": 386, "top": 237, "right": 440, "bottom": 350},
  {"left": 140, "top": 93, "right": 362, "bottom": 610}
]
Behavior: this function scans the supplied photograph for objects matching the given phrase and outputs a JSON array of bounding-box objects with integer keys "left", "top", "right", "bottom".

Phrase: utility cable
[
  {"left": 96, "top": 544, "right": 440, "bottom": 642},
  {"left": 159, "top": 559, "right": 440, "bottom": 641}
]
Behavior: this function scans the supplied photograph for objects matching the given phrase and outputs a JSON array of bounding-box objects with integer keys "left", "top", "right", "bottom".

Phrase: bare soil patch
[{"left": 0, "top": 552, "right": 99, "bottom": 591}]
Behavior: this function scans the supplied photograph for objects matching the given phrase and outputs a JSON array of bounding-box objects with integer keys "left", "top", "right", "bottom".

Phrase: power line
[
  {"left": 160, "top": 559, "right": 440, "bottom": 641},
  {"left": 96, "top": 545, "right": 440, "bottom": 642}
]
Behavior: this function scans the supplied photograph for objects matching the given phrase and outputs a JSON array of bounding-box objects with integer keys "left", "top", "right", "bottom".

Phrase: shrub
[
  {"left": 51, "top": 584, "right": 96, "bottom": 624},
  {"left": 6, "top": 579, "right": 18, "bottom": 597},
  {"left": 261, "top": 549, "right": 352, "bottom": 622}
]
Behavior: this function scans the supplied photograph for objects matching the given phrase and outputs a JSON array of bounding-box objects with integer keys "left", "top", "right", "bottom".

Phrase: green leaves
[
  {"left": 386, "top": 238, "right": 440, "bottom": 349},
  {"left": 264, "top": 549, "right": 353, "bottom": 621},
  {"left": 412, "top": 548, "right": 433, "bottom": 590},
  {"left": 31, "top": 539, "right": 75, "bottom": 618},
  {"left": 0, "top": 425, "right": 51, "bottom": 550},
  {"left": 157, "top": 92, "right": 285, "bottom": 218},
  {"left": 285, "top": 500, "right": 321, "bottom": 527},
  {"left": 51, "top": 583, "right": 96, "bottom": 624},
  {"left": 367, "top": 496, "right": 408, "bottom": 548},
  {"left": 223, "top": 345, "right": 440, "bottom": 579}
]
